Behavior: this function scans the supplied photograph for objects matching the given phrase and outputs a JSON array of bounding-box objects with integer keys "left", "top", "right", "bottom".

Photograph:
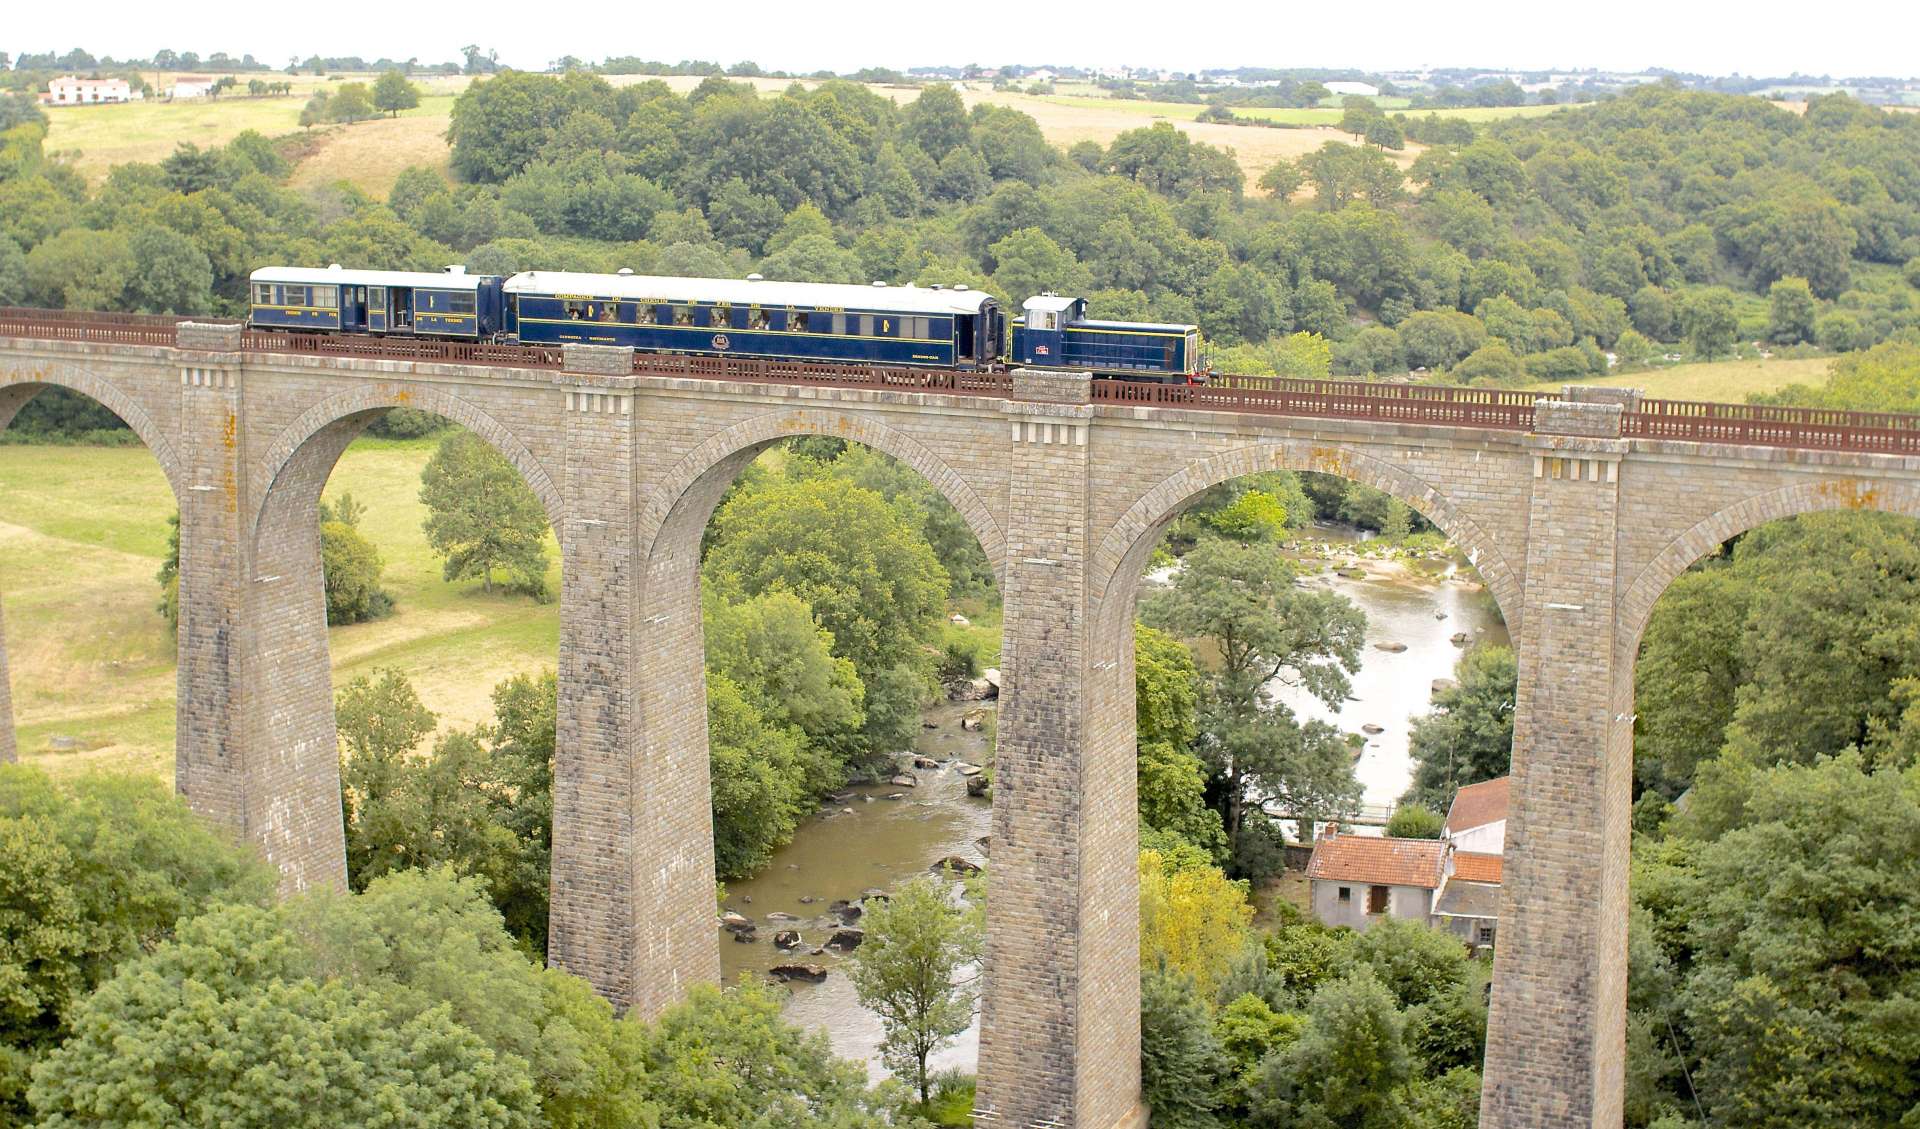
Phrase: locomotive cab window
[{"left": 1031, "top": 310, "right": 1057, "bottom": 331}]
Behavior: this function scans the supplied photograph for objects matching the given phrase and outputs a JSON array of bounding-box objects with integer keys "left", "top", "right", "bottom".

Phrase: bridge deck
[{"left": 5, "top": 306, "right": 1918, "bottom": 454}]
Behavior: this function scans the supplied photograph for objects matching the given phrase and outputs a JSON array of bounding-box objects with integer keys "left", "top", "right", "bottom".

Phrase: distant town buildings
[
  {"left": 39, "top": 75, "right": 138, "bottom": 105},
  {"left": 1303, "top": 776, "right": 1509, "bottom": 949}
]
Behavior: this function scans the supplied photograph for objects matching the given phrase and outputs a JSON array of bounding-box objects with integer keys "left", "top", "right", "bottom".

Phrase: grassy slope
[
  {"left": 1524, "top": 355, "right": 1833, "bottom": 402},
  {"left": 1, "top": 434, "right": 561, "bottom": 782}
]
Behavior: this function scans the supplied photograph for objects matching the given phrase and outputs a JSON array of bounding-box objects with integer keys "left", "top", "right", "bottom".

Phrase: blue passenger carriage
[
  {"left": 248, "top": 265, "right": 505, "bottom": 339},
  {"left": 503, "top": 272, "right": 1005, "bottom": 369},
  {"left": 1010, "top": 294, "right": 1204, "bottom": 383}
]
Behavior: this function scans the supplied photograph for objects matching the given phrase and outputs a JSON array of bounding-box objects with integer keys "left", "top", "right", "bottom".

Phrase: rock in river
[
  {"left": 825, "top": 928, "right": 866, "bottom": 952},
  {"left": 1373, "top": 641, "right": 1408, "bottom": 653},
  {"left": 769, "top": 963, "right": 828, "bottom": 984},
  {"left": 890, "top": 772, "right": 918, "bottom": 788},
  {"left": 931, "top": 854, "right": 983, "bottom": 876},
  {"left": 1361, "top": 723, "right": 1384, "bottom": 735},
  {"left": 773, "top": 930, "right": 803, "bottom": 950}
]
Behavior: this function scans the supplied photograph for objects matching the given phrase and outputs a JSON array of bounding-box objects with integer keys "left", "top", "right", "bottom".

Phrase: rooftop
[
  {"left": 1451, "top": 851, "right": 1503, "bottom": 884},
  {"left": 1434, "top": 879, "right": 1502, "bottom": 921},
  {"left": 1306, "top": 834, "right": 1444, "bottom": 889},
  {"left": 1446, "top": 776, "right": 1510, "bottom": 834}
]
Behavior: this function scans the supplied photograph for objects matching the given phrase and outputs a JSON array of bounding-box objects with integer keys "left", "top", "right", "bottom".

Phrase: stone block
[
  {"left": 1534, "top": 399, "right": 1624, "bottom": 438},
  {"left": 1564, "top": 384, "right": 1643, "bottom": 412},
  {"left": 563, "top": 343, "right": 636, "bottom": 376},
  {"left": 1013, "top": 367, "right": 1092, "bottom": 404},
  {"left": 175, "top": 321, "right": 244, "bottom": 352}
]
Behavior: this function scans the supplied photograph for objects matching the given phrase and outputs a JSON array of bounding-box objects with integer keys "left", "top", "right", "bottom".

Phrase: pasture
[
  {"left": 0, "top": 433, "right": 561, "bottom": 782},
  {"left": 1524, "top": 354, "right": 1834, "bottom": 402}
]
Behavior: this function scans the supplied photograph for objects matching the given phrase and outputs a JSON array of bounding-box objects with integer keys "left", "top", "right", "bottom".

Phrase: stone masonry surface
[{"left": 9, "top": 334, "right": 1920, "bottom": 1127}]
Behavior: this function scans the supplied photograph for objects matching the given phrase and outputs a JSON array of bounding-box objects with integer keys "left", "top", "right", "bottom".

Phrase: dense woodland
[{"left": 4, "top": 64, "right": 1920, "bottom": 1129}]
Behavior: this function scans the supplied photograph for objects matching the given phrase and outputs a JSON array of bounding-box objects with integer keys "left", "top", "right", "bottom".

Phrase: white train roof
[
  {"left": 250, "top": 265, "right": 489, "bottom": 291},
  {"left": 504, "top": 271, "right": 997, "bottom": 315}
]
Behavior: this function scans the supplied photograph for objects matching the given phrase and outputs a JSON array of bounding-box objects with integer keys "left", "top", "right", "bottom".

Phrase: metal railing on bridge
[
  {"left": 1627, "top": 396, "right": 1920, "bottom": 456},
  {"left": 7, "top": 306, "right": 1920, "bottom": 455}
]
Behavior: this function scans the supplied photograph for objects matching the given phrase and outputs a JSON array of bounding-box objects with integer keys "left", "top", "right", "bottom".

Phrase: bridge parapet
[
  {"left": 1534, "top": 398, "right": 1625, "bottom": 439},
  {"left": 562, "top": 343, "right": 636, "bottom": 377},
  {"left": 176, "top": 321, "right": 243, "bottom": 353}
]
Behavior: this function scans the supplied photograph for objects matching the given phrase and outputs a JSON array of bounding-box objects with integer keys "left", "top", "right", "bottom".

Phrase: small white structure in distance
[
  {"left": 170, "top": 75, "right": 217, "bottom": 99},
  {"left": 1325, "top": 80, "right": 1382, "bottom": 98},
  {"left": 41, "top": 76, "right": 139, "bottom": 105}
]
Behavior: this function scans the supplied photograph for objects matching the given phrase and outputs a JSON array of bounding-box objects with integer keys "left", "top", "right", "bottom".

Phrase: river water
[{"left": 715, "top": 524, "right": 1507, "bottom": 1079}]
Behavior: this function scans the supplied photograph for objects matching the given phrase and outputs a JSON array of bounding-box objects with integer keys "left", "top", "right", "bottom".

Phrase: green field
[
  {"left": 1524, "top": 355, "right": 1834, "bottom": 402},
  {"left": 41, "top": 74, "right": 467, "bottom": 183},
  {"left": 0, "top": 433, "right": 560, "bottom": 782}
]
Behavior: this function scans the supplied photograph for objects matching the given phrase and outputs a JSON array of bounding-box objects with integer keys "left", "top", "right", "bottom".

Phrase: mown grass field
[
  {"left": 0, "top": 433, "right": 561, "bottom": 783},
  {"left": 1025, "top": 94, "right": 1564, "bottom": 128},
  {"left": 1524, "top": 355, "right": 1834, "bottom": 402},
  {"left": 42, "top": 73, "right": 468, "bottom": 186}
]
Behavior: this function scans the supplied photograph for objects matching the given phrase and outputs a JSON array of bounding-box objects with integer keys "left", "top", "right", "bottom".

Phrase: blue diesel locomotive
[{"left": 247, "top": 264, "right": 1206, "bottom": 382}]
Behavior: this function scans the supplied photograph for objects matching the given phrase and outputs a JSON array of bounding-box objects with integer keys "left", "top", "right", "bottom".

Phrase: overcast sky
[{"left": 8, "top": 0, "right": 1916, "bottom": 79}]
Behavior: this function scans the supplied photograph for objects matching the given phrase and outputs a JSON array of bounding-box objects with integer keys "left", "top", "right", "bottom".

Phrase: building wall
[
  {"left": 1450, "top": 820, "right": 1505, "bottom": 854},
  {"left": 1311, "top": 879, "right": 1434, "bottom": 931},
  {"left": 8, "top": 337, "right": 1920, "bottom": 1127}
]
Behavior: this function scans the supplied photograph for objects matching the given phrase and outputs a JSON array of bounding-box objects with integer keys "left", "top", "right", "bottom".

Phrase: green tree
[
  {"left": 1139, "top": 967, "right": 1229, "bottom": 1129},
  {"left": 1765, "top": 276, "right": 1816, "bottom": 344},
  {"left": 1145, "top": 538, "right": 1366, "bottom": 862},
  {"left": 419, "top": 431, "right": 551, "bottom": 598},
  {"left": 990, "top": 226, "right": 1090, "bottom": 304},
  {"left": 372, "top": 69, "right": 421, "bottom": 117},
  {"left": 902, "top": 84, "right": 970, "bottom": 161},
  {"left": 1257, "top": 159, "right": 1304, "bottom": 200},
  {"left": 327, "top": 82, "right": 376, "bottom": 123},
  {"left": 705, "top": 670, "right": 811, "bottom": 876},
  {"left": 23, "top": 227, "right": 134, "bottom": 311},
  {"left": 1299, "top": 142, "right": 1405, "bottom": 211},
  {"left": 1403, "top": 645, "right": 1516, "bottom": 810},
  {"left": 1253, "top": 968, "right": 1413, "bottom": 1128},
  {"left": 1385, "top": 803, "right": 1444, "bottom": 838},
  {"left": 28, "top": 869, "right": 649, "bottom": 1129},
  {"left": 1452, "top": 341, "right": 1526, "bottom": 386},
  {"left": 846, "top": 874, "right": 983, "bottom": 1107},
  {"left": 1679, "top": 287, "right": 1738, "bottom": 359},
  {"left": 704, "top": 474, "right": 947, "bottom": 734},
  {"left": 1639, "top": 755, "right": 1920, "bottom": 1127},
  {"left": 0, "top": 767, "right": 275, "bottom": 1119},
  {"left": 298, "top": 90, "right": 329, "bottom": 128}
]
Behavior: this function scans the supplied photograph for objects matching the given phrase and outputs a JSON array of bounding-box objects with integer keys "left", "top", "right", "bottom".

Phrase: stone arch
[
  {"left": 250, "top": 381, "right": 564, "bottom": 540},
  {"left": 1091, "top": 440, "right": 1522, "bottom": 649},
  {"left": 0, "top": 364, "right": 185, "bottom": 498},
  {"left": 637, "top": 407, "right": 1005, "bottom": 576},
  {"left": 1618, "top": 476, "right": 1920, "bottom": 659}
]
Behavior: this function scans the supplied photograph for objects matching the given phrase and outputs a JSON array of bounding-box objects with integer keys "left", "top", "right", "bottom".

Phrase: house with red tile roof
[
  {"left": 1444, "top": 776, "right": 1508, "bottom": 854},
  {"left": 1304, "top": 829, "right": 1445, "bottom": 931}
]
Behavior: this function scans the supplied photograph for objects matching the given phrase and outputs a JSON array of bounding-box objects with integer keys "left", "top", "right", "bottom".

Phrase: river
[{"left": 714, "top": 523, "right": 1507, "bottom": 1079}]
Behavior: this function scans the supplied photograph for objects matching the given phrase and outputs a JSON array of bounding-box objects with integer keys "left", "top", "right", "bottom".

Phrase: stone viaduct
[{"left": 4, "top": 312, "right": 1920, "bottom": 1128}]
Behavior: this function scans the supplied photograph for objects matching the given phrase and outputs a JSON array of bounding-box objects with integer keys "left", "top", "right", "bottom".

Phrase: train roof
[
  {"left": 503, "top": 271, "right": 998, "bottom": 315},
  {"left": 1078, "top": 318, "right": 1200, "bottom": 333},
  {"left": 250, "top": 265, "right": 492, "bottom": 291}
]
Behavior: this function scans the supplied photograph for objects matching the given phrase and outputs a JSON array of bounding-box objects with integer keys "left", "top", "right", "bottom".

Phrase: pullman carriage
[
  {"left": 1011, "top": 293, "right": 1204, "bottom": 383},
  {"left": 248, "top": 265, "right": 505, "bottom": 339},
  {"left": 503, "top": 271, "right": 1005, "bottom": 370}
]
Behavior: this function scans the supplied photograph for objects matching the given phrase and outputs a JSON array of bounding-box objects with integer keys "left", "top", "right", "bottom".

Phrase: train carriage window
[
  {"left": 597, "top": 299, "right": 616, "bottom": 322},
  {"left": 710, "top": 303, "right": 731, "bottom": 328},
  {"left": 452, "top": 292, "right": 477, "bottom": 315},
  {"left": 636, "top": 304, "right": 656, "bottom": 325},
  {"left": 316, "top": 285, "right": 338, "bottom": 308},
  {"left": 563, "top": 300, "right": 591, "bottom": 320},
  {"left": 791, "top": 311, "right": 810, "bottom": 332},
  {"left": 285, "top": 285, "right": 311, "bottom": 307},
  {"left": 252, "top": 283, "right": 273, "bottom": 305},
  {"left": 856, "top": 314, "right": 874, "bottom": 336},
  {"left": 749, "top": 306, "right": 768, "bottom": 330},
  {"left": 674, "top": 305, "right": 693, "bottom": 326},
  {"left": 831, "top": 313, "right": 847, "bottom": 334}
]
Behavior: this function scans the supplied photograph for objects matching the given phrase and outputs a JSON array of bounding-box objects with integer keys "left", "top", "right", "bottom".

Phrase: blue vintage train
[{"left": 247, "top": 264, "right": 1207, "bottom": 382}]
